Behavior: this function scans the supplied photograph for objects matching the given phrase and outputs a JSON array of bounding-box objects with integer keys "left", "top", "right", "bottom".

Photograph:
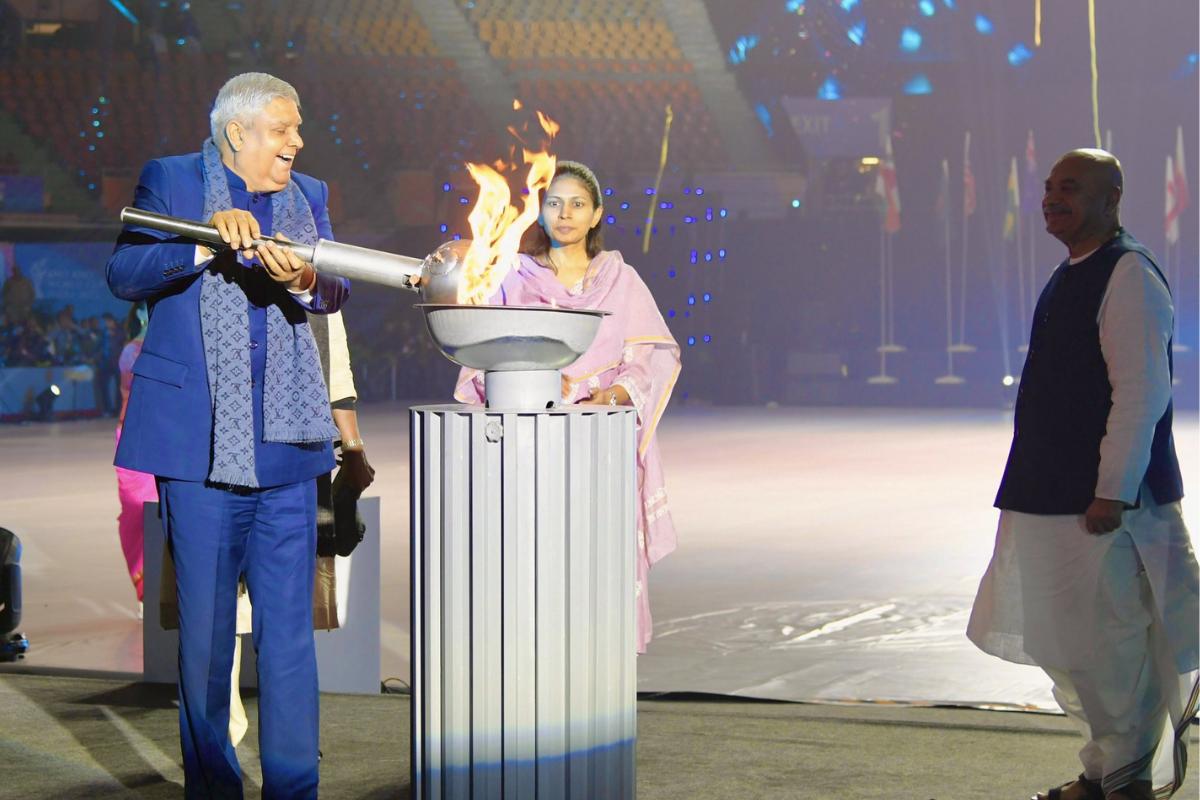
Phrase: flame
[{"left": 457, "top": 110, "right": 558, "bottom": 305}]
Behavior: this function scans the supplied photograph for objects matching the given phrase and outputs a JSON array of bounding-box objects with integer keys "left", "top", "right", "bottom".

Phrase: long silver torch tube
[{"left": 119, "top": 207, "right": 424, "bottom": 291}]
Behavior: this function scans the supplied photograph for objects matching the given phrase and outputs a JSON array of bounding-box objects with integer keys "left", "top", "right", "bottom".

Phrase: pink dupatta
[{"left": 454, "top": 251, "right": 681, "bottom": 652}]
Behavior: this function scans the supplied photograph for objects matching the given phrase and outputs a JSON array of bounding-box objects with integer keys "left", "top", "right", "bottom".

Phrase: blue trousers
[{"left": 159, "top": 478, "right": 319, "bottom": 800}]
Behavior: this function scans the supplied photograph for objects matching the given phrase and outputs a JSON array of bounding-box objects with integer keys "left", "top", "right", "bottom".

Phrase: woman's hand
[{"left": 580, "top": 384, "right": 630, "bottom": 407}]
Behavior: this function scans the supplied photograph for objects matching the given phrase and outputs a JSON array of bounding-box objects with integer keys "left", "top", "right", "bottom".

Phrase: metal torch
[{"left": 118, "top": 207, "right": 465, "bottom": 304}]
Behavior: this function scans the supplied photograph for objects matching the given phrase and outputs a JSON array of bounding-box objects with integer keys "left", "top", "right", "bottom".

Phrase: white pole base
[
  {"left": 877, "top": 344, "right": 907, "bottom": 354},
  {"left": 868, "top": 375, "right": 898, "bottom": 385},
  {"left": 948, "top": 343, "right": 977, "bottom": 353},
  {"left": 935, "top": 375, "right": 966, "bottom": 385}
]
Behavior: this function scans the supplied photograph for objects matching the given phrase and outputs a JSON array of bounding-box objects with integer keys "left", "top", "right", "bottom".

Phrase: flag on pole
[
  {"left": 1003, "top": 157, "right": 1020, "bottom": 240},
  {"left": 1174, "top": 125, "right": 1190, "bottom": 214},
  {"left": 875, "top": 135, "right": 901, "bottom": 233},
  {"left": 1166, "top": 154, "right": 1181, "bottom": 246},
  {"left": 963, "top": 132, "right": 977, "bottom": 218},
  {"left": 1022, "top": 129, "right": 1039, "bottom": 212}
]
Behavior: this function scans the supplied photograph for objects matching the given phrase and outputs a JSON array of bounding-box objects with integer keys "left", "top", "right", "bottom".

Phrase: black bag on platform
[
  {"left": 0, "top": 527, "right": 27, "bottom": 661},
  {"left": 0, "top": 527, "right": 21, "bottom": 634}
]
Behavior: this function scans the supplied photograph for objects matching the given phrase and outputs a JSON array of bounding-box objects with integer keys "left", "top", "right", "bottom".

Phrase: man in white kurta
[{"left": 967, "top": 150, "right": 1199, "bottom": 800}]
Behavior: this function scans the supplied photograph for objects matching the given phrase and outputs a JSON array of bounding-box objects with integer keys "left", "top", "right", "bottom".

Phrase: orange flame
[{"left": 458, "top": 110, "right": 558, "bottom": 305}]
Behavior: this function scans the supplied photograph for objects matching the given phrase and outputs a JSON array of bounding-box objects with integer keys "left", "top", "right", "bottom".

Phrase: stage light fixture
[
  {"left": 1002, "top": 375, "right": 1016, "bottom": 387},
  {"left": 34, "top": 384, "right": 60, "bottom": 421}
]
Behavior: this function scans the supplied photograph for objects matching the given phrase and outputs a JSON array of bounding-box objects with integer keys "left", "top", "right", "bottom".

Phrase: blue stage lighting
[
  {"left": 719, "top": 209, "right": 728, "bottom": 218},
  {"left": 974, "top": 14, "right": 993, "bottom": 34},
  {"left": 1007, "top": 43, "right": 1032, "bottom": 66},
  {"left": 439, "top": 224, "right": 448, "bottom": 233},
  {"left": 919, "top": 0, "right": 935, "bottom": 15},
  {"left": 620, "top": 202, "right": 630, "bottom": 210},
  {"left": 847, "top": 22, "right": 866, "bottom": 46},
  {"left": 605, "top": 215, "right": 616, "bottom": 224},
  {"left": 729, "top": 34, "right": 760, "bottom": 65},
  {"left": 903, "top": 74, "right": 932, "bottom": 94},
  {"left": 755, "top": 103, "right": 775, "bottom": 137},
  {"left": 604, "top": 187, "right": 614, "bottom": 196},
  {"left": 668, "top": 269, "right": 677, "bottom": 278},
  {"left": 442, "top": 183, "right": 451, "bottom": 191},
  {"left": 687, "top": 336, "right": 696, "bottom": 346},
  {"left": 900, "top": 27, "right": 922, "bottom": 52},
  {"left": 703, "top": 293, "right": 712, "bottom": 302},
  {"left": 818, "top": 76, "right": 842, "bottom": 100},
  {"left": 703, "top": 335, "right": 712, "bottom": 343},
  {"left": 695, "top": 188, "right": 705, "bottom": 196},
  {"left": 786, "top": 0, "right": 805, "bottom": 12},
  {"left": 840, "top": 0, "right": 858, "bottom": 10},
  {"left": 668, "top": 309, "right": 676, "bottom": 318},
  {"left": 688, "top": 295, "right": 696, "bottom": 306},
  {"left": 791, "top": 199, "right": 801, "bottom": 208}
]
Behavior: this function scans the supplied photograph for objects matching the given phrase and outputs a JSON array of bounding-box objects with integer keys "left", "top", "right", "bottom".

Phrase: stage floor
[{"left": 2, "top": 404, "right": 1196, "bottom": 711}]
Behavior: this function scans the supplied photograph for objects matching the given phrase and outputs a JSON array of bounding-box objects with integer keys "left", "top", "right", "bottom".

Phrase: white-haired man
[
  {"left": 108, "top": 72, "right": 348, "bottom": 799},
  {"left": 969, "top": 149, "right": 1198, "bottom": 800}
]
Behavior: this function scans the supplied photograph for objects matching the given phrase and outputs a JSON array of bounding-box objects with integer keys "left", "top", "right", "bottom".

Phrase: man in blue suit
[{"left": 108, "top": 72, "right": 349, "bottom": 799}]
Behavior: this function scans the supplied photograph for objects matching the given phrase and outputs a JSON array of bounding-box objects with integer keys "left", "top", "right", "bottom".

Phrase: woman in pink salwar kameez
[
  {"left": 115, "top": 303, "right": 154, "bottom": 609},
  {"left": 455, "top": 160, "right": 681, "bottom": 652}
]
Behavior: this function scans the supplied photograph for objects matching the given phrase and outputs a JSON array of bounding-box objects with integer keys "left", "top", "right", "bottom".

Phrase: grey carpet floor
[{"left": 1, "top": 673, "right": 1195, "bottom": 799}]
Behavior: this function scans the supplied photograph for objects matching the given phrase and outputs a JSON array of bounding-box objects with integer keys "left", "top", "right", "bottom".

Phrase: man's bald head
[
  {"left": 1054, "top": 148, "right": 1123, "bottom": 192},
  {"left": 1043, "top": 148, "right": 1124, "bottom": 255}
]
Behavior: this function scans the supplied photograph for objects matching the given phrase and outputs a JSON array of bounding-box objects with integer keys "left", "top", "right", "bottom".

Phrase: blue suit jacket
[{"left": 107, "top": 153, "right": 350, "bottom": 485}]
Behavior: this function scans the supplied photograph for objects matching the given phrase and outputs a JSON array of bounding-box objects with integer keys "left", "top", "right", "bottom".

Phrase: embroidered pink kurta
[
  {"left": 455, "top": 251, "right": 681, "bottom": 652},
  {"left": 115, "top": 339, "right": 155, "bottom": 601}
]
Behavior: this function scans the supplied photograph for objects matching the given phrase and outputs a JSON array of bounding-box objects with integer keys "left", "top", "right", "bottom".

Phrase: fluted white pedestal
[{"left": 411, "top": 405, "right": 637, "bottom": 799}]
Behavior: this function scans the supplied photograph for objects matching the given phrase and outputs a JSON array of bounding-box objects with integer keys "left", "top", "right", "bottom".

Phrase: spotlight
[
  {"left": 1002, "top": 375, "right": 1016, "bottom": 387},
  {"left": 35, "top": 384, "right": 60, "bottom": 421}
]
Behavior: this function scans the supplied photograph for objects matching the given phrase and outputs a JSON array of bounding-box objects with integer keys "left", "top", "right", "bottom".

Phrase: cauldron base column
[{"left": 411, "top": 404, "right": 638, "bottom": 800}]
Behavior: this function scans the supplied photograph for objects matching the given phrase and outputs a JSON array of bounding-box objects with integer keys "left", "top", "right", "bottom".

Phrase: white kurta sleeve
[
  {"left": 1094, "top": 251, "right": 1174, "bottom": 504},
  {"left": 326, "top": 310, "right": 357, "bottom": 404}
]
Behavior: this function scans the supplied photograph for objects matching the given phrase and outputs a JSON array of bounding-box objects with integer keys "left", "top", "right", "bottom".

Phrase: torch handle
[{"left": 119, "top": 207, "right": 315, "bottom": 262}]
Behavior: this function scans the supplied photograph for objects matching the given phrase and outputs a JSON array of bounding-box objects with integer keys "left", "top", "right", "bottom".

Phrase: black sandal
[{"left": 1033, "top": 774, "right": 1104, "bottom": 800}]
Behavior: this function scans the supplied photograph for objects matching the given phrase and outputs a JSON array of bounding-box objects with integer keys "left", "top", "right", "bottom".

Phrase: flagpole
[
  {"left": 951, "top": 131, "right": 975, "bottom": 353},
  {"left": 936, "top": 159, "right": 963, "bottom": 384},
  {"left": 879, "top": 232, "right": 904, "bottom": 353},
  {"left": 870, "top": 224, "right": 897, "bottom": 384},
  {"left": 1015, "top": 177, "right": 1028, "bottom": 354}
]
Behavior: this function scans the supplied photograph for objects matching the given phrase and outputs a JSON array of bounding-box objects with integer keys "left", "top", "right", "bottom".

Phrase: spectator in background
[
  {"left": 2, "top": 264, "right": 35, "bottom": 324},
  {"left": 93, "top": 312, "right": 123, "bottom": 416},
  {"left": 48, "top": 306, "right": 82, "bottom": 364}
]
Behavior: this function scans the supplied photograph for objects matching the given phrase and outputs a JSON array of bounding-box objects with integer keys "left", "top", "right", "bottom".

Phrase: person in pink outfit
[
  {"left": 115, "top": 302, "right": 155, "bottom": 609},
  {"left": 455, "top": 160, "right": 681, "bottom": 653}
]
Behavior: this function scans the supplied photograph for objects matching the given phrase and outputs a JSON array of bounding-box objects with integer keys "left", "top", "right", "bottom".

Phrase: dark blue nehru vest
[{"left": 995, "top": 230, "right": 1184, "bottom": 514}]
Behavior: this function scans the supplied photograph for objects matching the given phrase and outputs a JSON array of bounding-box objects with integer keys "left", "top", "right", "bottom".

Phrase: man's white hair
[{"left": 209, "top": 72, "right": 300, "bottom": 145}]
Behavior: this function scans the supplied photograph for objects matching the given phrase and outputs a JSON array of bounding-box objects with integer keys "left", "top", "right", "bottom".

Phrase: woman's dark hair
[
  {"left": 125, "top": 302, "right": 146, "bottom": 339},
  {"left": 521, "top": 160, "right": 605, "bottom": 263}
]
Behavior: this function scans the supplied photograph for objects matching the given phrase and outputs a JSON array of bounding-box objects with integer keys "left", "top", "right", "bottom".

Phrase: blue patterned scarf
[{"left": 199, "top": 138, "right": 336, "bottom": 488}]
